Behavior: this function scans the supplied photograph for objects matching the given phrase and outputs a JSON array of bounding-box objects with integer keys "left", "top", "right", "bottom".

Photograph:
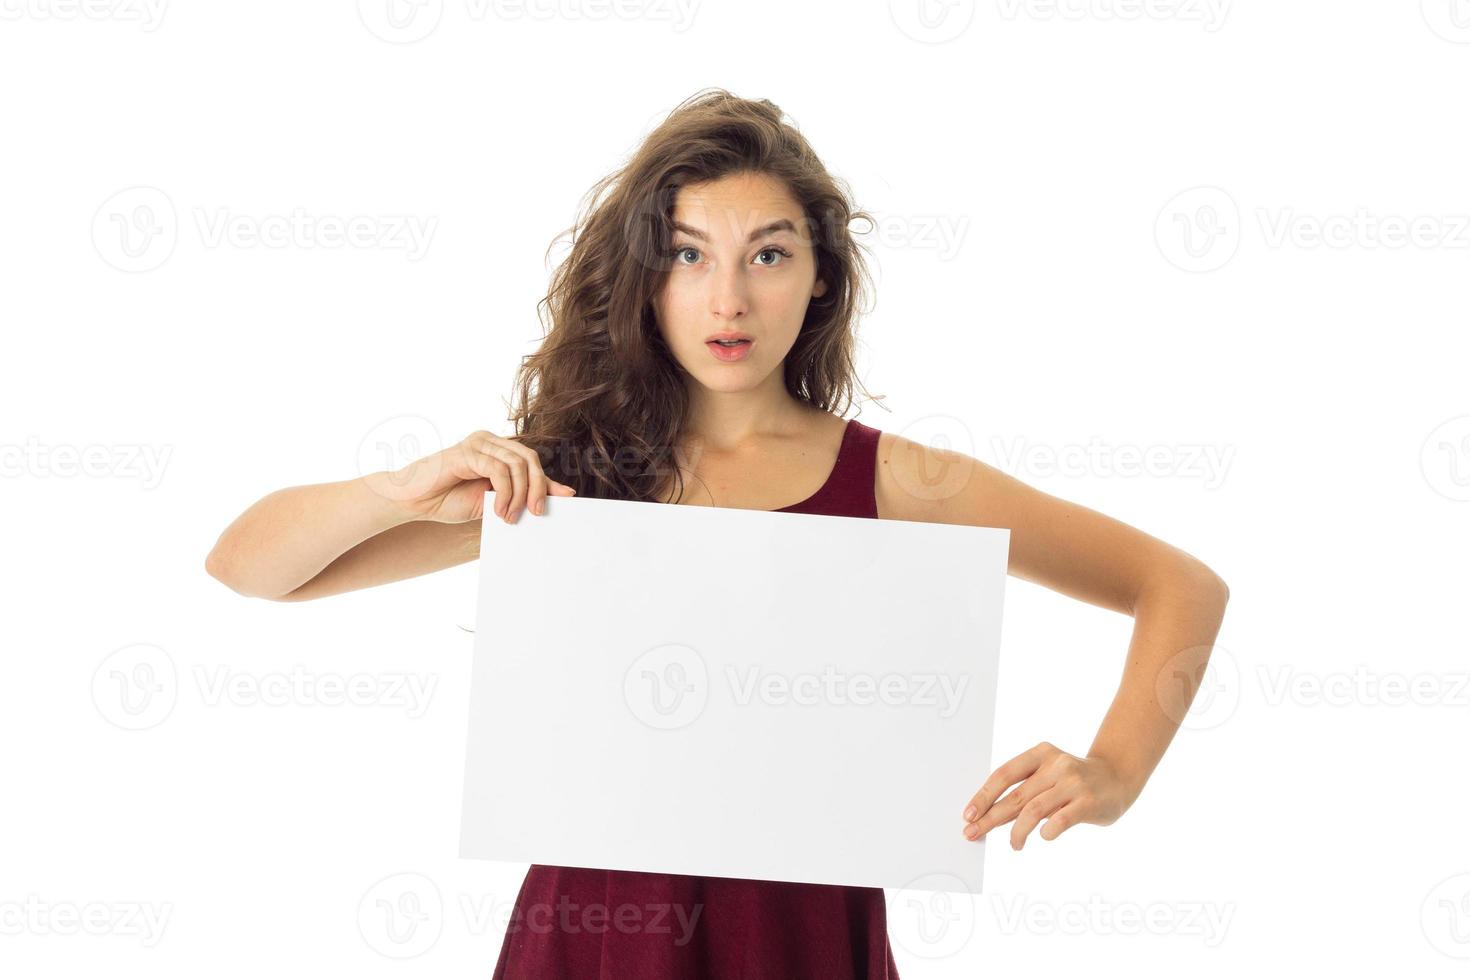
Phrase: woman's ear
[{"left": 812, "top": 277, "right": 828, "bottom": 299}]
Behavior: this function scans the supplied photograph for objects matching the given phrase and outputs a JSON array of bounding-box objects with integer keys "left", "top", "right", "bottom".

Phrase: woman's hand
[
  {"left": 960, "top": 742, "right": 1139, "bottom": 850},
  {"left": 377, "top": 429, "right": 577, "bottom": 525}
]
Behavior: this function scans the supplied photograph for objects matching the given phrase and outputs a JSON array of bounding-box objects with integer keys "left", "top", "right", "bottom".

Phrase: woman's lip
[{"left": 706, "top": 339, "right": 754, "bottom": 362}]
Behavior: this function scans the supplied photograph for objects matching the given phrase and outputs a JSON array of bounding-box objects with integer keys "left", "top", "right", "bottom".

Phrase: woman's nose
[{"left": 708, "top": 264, "right": 749, "bottom": 319}]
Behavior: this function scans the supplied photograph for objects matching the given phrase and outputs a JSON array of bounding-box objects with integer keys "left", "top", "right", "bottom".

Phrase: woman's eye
[{"left": 673, "top": 245, "right": 789, "bottom": 267}]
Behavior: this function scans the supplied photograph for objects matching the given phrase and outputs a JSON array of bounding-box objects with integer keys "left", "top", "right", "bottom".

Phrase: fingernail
[
  {"left": 532, "top": 500, "right": 543, "bottom": 516},
  {"left": 964, "top": 826, "right": 978, "bottom": 840},
  {"left": 964, "top": 805, "right": 977, "bottom": 821}
]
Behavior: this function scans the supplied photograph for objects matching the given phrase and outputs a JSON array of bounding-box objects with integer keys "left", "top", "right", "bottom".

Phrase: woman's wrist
[{"left": 358, "top": 469, "right": 429, "bottom": 527}]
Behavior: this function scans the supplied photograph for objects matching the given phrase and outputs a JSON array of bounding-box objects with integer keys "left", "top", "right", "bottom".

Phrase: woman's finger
[
  {"left": 964, "top": 770, "right": 1055, "bottom": 840},
  {"left": 462, "top": 447, "right": 512, "bottom": 518},
  {"left": 476, "top": 435, "right": 577, "bottom": 514},
  {"left": 962, "top": 741, "right": 1059, "bottom": 825},
  {"left": 1038, "top": 800, "right": 1085, "bottom": 842},
  {"left": 484, "top": 444, "right": 529, "bottom": 523},
  {"left": 1009, "top": 785, "right": 1069, "bottom": 851}
]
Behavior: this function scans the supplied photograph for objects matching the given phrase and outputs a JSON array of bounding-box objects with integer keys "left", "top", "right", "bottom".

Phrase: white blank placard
[{"left": 459, "top": 492, "right": 1009, "bottom": 894}]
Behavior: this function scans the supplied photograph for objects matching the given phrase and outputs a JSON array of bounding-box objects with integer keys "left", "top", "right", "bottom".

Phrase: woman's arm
[
  {"left": 874, "top": 431, "right": 1230, "bottom": 846},
  {"left": 205, "top": 430, "right": 575, "bottom": 602},
  {"left": 204, "top": 471, "right": 477, "bottom": 600}
]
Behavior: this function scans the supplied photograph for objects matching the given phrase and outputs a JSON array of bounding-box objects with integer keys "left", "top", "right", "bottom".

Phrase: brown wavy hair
[{"left": 506, "top": 87, "right": 882, "bottom": 503}]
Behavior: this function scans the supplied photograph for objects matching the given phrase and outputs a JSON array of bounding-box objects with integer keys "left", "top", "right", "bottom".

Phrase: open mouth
[{"left": 705, "top": 336, "right": 755, "bottom": 361}]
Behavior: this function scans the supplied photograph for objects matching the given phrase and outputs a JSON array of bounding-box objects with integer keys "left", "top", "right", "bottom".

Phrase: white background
[{"left": 3, "top": 1, "right": 1468, "bottom": 977}]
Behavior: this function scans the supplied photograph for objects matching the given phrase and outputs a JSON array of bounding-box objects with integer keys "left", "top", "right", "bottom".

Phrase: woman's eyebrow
[{"left": 671, "top": 219, "right": 797, "bottom": 243}]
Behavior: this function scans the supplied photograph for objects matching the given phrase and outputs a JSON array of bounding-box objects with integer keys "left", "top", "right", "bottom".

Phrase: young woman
[{"left": 206, "top": 89, "right": 1230, "bottom": 978}]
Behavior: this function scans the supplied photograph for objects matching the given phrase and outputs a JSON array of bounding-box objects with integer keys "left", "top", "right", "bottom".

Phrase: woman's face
[{"left": 652, "top": 171, "right": 828, "bottom": 393}]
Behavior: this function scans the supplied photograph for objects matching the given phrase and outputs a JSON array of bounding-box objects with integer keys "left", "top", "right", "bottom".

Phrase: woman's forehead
[{"left": 671, "top": 174, "right": 803, "bottom": 234}]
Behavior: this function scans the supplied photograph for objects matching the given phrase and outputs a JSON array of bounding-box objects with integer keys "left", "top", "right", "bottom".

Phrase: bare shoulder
[
  {"left": 874, "top": 429, "right": 1014, "bottom": 527},
  {"left": 874, "top": 428, "right": 1228, "bottom": 613}
]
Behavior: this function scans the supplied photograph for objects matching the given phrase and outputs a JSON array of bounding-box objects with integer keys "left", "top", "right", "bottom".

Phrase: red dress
[{"left": 491, "top": 417, "right": 901, "bottom": 979}]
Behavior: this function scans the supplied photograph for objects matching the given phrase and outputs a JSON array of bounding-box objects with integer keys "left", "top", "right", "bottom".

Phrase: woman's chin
[{"left": 689, "top": 367, "right": 764, "bottom": 393}]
